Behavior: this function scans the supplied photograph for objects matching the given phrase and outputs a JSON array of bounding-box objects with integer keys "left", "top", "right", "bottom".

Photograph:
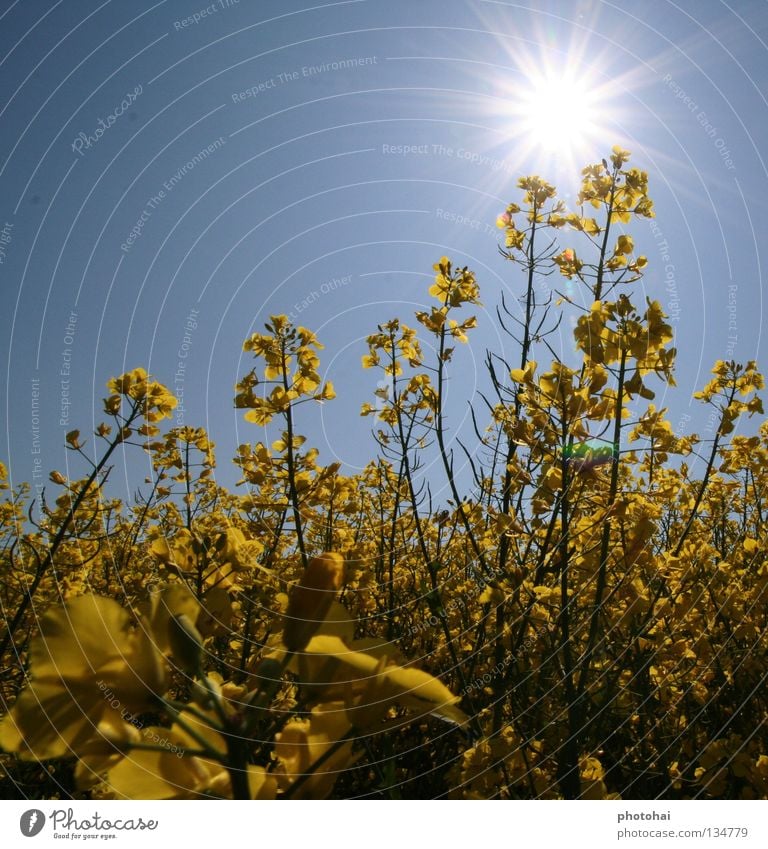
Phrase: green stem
[
  {"left": 162, "top": 699, "right": 227, "bottom": 759},
  {"left": 594, "top": 169, "right": 618, "bottom": 302},
  {"left": 673, "top": 385, "right": 737, "bottom": 557},
  {"left": 0, "top": 403, "right": 142, "bottom": 662},
  {"left": 577, "top": 345, "right": 627, "bottom": 700},
  {"left": 435, "top": 324, "right": 489, "bottom": 574},
  {"left": 282, "top": 342, "right": 308, "bottom": 569},
  {"left": 224, "top": 734, "right": 251, "bottom": 799}
]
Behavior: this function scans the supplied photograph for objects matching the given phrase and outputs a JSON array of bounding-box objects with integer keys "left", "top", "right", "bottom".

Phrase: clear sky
[{"left": 2, "top": 0, "right": 767, "bottom": 504}]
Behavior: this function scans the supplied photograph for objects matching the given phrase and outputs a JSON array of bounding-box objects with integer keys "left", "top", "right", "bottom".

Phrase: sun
[
  {"left": 481, "top": 50, "right": 619, "bottom": 174},
  {"left": 521, "top": 72, "right": 599, "bottom": 153}
]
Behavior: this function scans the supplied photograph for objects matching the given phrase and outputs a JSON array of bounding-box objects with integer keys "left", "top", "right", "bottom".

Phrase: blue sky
[{"left": 2, "top": 0, "right": 767, "bottom": 503}]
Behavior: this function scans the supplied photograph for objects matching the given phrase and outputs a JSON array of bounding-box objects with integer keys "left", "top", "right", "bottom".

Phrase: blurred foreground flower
[
  {"left": 0, "top": 595, "right": 167, "bottom": 760},
  {"left": 106, "top": 710, "right": 277, "bottom": 800}
]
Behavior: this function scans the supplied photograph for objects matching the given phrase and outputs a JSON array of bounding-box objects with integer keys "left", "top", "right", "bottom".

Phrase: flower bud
[
  {"left": 246, "top": 657, "right": 284, "bottom": 706},
  {"left": 283, "top": 552, "right": 344, "bottom": 652},
  {"left": 240, "top": 658, "right": 284, "bottom": 734},
  {"left": 167, "top": 613, "right": 204, "bottom": 674},
  {"left": 65, "top": 430, "right": 82, "bottom": 449}
]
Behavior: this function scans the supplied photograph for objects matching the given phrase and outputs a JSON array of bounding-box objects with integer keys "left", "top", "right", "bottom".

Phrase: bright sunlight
[
  {"left": 486, "top": 54, "right": 616, "bottom": 176},
  {"left": 521, "top": 72, "right": 600, "bottom": 153}
]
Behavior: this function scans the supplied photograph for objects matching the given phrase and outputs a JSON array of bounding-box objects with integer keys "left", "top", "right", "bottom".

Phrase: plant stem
[{"left": 0, "top": 404, "right": 142, "bottom": 663}]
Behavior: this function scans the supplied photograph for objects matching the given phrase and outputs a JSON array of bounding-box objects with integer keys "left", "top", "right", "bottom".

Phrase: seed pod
[{"left": 282, "top": 552, "right": 344, "bottom": 652}]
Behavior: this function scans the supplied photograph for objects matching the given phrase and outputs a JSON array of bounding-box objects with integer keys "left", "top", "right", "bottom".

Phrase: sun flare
[
  {"left": 483, "top": 47, "right": 621, "bottom": 175},
  {"left": 522, "top": 73, "right": 599, "bottom": 153}
]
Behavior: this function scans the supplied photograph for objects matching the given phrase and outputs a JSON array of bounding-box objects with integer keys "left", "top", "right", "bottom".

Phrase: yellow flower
[
  {"left": 106, "top": 711, "right": 278, "bottom": 800},
  {"left": 107, "top": 724, "right": 227, "bottom": 799},
  {"left": 274, "top": 702, "right": 358, "bottom": 799},
  {"left": 72, "top": 714, "right": 142, "bottom": 790},
  {"left": 283, "top": 552, "right": 345, "bottom": 652},
  {"left": 144, "top": 582, "right": 201, "bottom": 655},
  {"left": 0, "top": 596, "right": 167, "bottom": 761},
  {"left": 108, "top": 367, "right": 148, "bottom": 395},
  {"left": 610, "top": 145, "right": 631, "bottom": 167},
  {"left": 554, "top": 248, "right": 583, "bottom": 278},
  {"left": 106, "top": 369, "right": 177, "bottom": 421},
  {"left": 149, "top": 529, "right": 198, "bottom": 576}
]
